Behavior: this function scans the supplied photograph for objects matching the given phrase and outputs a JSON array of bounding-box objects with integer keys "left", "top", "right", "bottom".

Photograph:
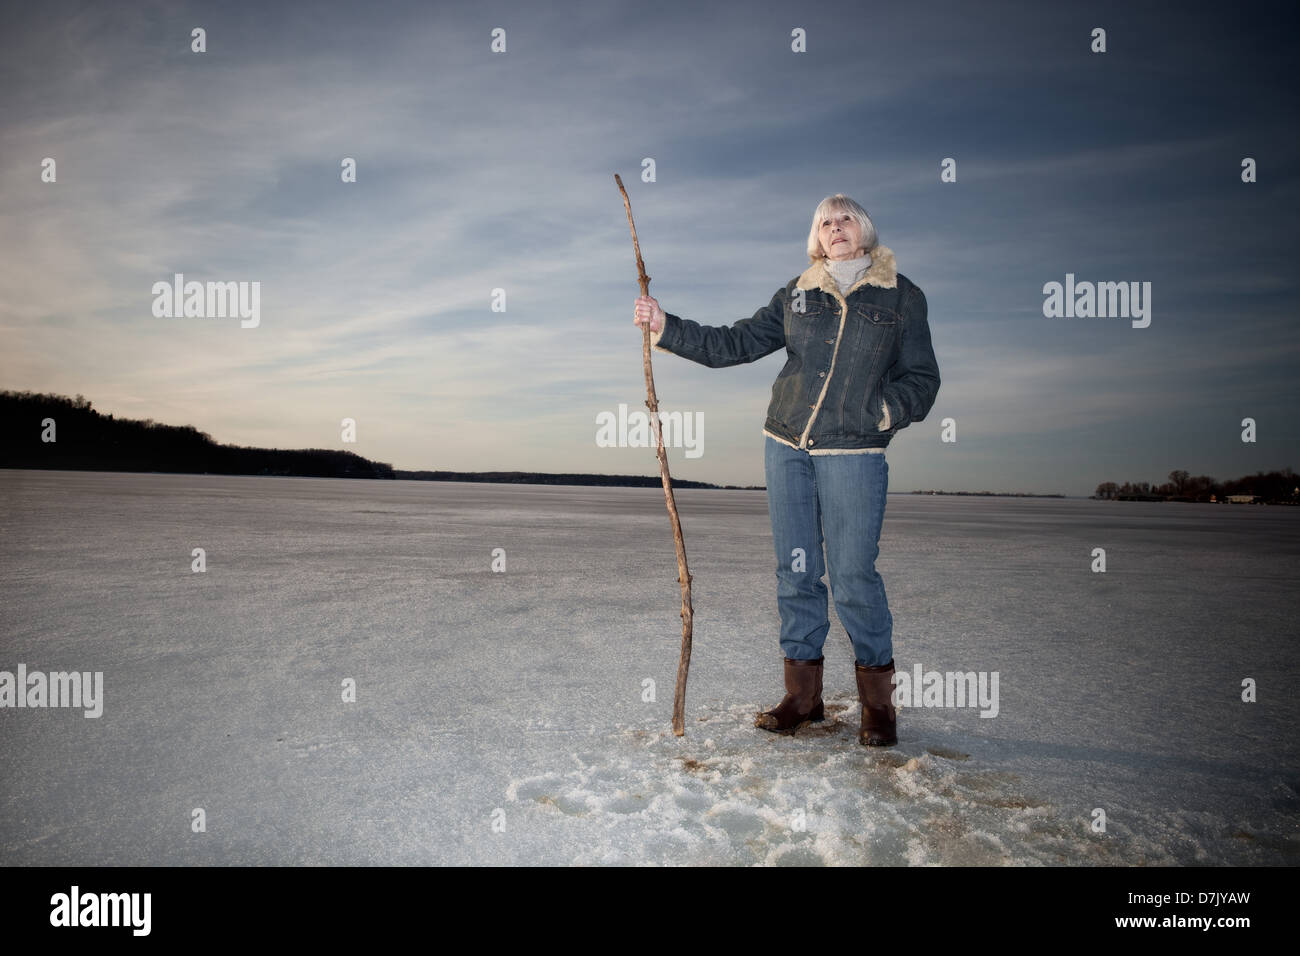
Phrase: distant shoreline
[
  {"left": 0, "top": 463, "right": 754, "bottom": 491},
  {"left": 905, "top": 490, "right": 1065, "bottom": 498},
  {"left": 8, "top": 467, "right": 1297, "bottom": 502},
  {"left": 0, "top": 464, "right": 1052, "bottom": 495},
  {"left": 4, "top": 391, "right": 1294, "bottom": 502},
  {"left": 390, "top": 469, "right": 755, "bottom": 490},
  {"left": 0, "top": 466, "right": 1102, "bottom": 498}
]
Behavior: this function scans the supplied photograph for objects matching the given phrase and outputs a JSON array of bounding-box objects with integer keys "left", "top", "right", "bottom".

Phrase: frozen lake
[{"left": 1, "top": 469, "right": 1297, "bottom": 865}]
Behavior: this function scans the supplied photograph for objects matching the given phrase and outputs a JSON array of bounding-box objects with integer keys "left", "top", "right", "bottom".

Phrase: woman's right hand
[{"left": 633, "top": 295, "right": 665, "bottom": 334}]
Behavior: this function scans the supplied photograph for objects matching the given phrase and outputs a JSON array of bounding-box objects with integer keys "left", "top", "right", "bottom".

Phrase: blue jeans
[{"left": 764, "top": 436, "right": 893, "bottom": 666}]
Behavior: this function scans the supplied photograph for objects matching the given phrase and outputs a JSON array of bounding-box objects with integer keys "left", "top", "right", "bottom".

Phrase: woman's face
[{"left": 818, "top": 210, "right": 864, "bottom": 261}]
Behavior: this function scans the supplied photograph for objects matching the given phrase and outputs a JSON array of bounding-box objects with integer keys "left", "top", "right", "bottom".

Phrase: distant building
[{"left": 1227, "top": 495, "right": 1257, "bottom": 504}]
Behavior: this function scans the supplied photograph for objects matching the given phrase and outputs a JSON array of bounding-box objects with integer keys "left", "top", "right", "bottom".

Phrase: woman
[{"left": 632, "top": 194, "right": 940, "bottom": 746}]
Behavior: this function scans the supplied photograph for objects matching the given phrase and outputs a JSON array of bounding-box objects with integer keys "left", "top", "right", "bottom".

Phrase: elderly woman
[{"left": 633, "top": 194, "right": 940, "bottom": 746}]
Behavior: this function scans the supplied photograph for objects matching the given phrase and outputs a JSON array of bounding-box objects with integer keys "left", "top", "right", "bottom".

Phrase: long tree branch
[{"left": 615, "top": 173, "right": 695, "bottom": 737}]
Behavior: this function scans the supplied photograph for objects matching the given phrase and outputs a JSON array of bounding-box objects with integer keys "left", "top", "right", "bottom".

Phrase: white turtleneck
[{"left": 824, "top": 251, "right": 872, "bottom": 294}]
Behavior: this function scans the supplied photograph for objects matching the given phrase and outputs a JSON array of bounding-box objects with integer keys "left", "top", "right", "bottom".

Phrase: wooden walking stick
[{"left": 615, "top": 172, "right": 695, "bottom": 737}]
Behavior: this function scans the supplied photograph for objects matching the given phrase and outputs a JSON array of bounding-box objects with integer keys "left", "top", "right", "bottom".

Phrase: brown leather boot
[
  {"left": 855, "top": 659, "right": 898, "bottom": 746},
  {"left": 755, "top": 657, "right": 824, "bottom": 733}
]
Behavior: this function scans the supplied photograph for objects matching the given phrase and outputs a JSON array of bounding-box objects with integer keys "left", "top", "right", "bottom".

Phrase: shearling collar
[{"left": 796, "top": 243, "right": 898, "bottom": 294}]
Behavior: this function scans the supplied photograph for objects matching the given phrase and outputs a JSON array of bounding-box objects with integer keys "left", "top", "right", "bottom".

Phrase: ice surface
[{"left": 1, "top": 470, "right": 1297, "bottom": 865}]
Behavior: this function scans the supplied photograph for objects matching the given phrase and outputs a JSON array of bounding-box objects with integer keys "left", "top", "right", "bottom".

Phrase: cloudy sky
[{"left": 2, "top": 0, "right": 1296, "bottom": 495}]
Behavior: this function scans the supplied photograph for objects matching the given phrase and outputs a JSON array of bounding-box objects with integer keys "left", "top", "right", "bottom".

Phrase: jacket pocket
[
  {"left": 788, "top": 297, "right": 826, "bottom": 319},
  {"left": 863, "top": 380, "right": 886, "bottom": 432},
  {"left": 854, "top": 303, "right": 898, "bottom": 326}
]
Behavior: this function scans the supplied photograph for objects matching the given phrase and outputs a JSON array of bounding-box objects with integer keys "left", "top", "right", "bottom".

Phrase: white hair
[{"left": 806, "top": 194, "right": 878, "bottom": 263}]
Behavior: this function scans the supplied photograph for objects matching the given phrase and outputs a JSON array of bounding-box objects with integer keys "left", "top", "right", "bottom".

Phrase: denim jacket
[{"left": 650, "top": 244, "right": 940, "bottom": 453}]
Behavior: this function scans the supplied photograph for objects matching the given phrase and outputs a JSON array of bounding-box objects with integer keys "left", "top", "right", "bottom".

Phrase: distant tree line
[
  {"left": 1094, "top": 468, "right": 1298, "bottom": 504},
  {"left": 0, "top": 390, "right": 394, "bottom": 479},
  {"left": 0, "top": 390, "right": 751, "bottom": 488}
]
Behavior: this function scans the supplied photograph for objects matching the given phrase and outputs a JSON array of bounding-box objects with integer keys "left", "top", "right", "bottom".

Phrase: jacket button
[
  {"left": 825, "top": 339, "right": 833, "bottom": 344},
  {"left": 818, "top": 371, "right": 825, "bottom": 378},
  {"left": 808, "top": 439, "right": 815, "bottom": 446},
  {"left": 808, "top": 404, "right": 815, "bottom": 409}
]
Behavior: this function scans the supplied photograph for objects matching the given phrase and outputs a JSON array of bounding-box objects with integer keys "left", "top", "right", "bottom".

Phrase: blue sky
[{"left": 2, "top": 0, "right": 1296, "bottom": 495}]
